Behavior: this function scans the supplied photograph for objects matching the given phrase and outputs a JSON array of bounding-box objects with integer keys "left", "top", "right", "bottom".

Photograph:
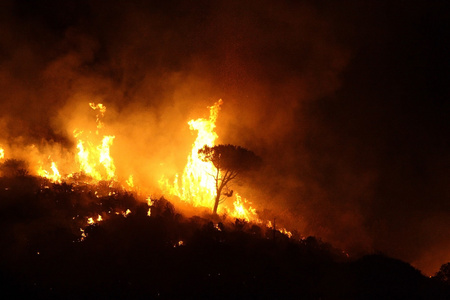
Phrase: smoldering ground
[{"left": 0, "top": 0, "right": 448, "bottom": 276}]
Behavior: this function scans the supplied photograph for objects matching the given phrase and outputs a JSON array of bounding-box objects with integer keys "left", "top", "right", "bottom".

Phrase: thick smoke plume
[{"left": 0, "top": 0, "right": 448, "bottom": 275}]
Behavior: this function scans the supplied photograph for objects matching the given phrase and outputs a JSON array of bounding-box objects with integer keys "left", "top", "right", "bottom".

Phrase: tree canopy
[
  {"left": 0, "top": 159, "right": 29, "bottom": 177},
  {"left": 198, "top": 144, "right": 261, "bottom": 214}
]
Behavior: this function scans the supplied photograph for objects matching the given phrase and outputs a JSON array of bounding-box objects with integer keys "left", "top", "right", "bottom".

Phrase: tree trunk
[
  {"left": 213, "top": 182, "right": 226, "bottom": 214},
  {"left": 213, "top": 193, "right": 220, "bottom": 214}
]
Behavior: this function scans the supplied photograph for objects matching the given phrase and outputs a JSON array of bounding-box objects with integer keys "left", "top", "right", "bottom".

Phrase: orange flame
[
  {"left": 89, "top": 102, "right": 107, "bottom": 134},
  {"left": 14, "top": 100, "right": 293, "bottom": 240},
  {"left": 37, "top": 160, "right": 62, "bottom": 183},
  {"left": 159, "top": 100, "right": 221, "bottom": 207},
  {"left": 126, "top": 175, "right": 134, "bottom": 188},
  {"left": 147, "top": 197, "right": 154, "bottom": 216},
  {"left": 159, "top": 100, "right": 260, "bottom": 221},
  {"left": 72, "top": 103, "right": 116, "bottom": 181},
  {"left": 229, "top": 193, "right": 258, "bottom": 222}
]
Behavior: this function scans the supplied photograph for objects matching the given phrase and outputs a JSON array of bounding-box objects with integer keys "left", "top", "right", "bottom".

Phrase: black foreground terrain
[{"left": 0, "top": 176, "right": 449, "bottom": 299}]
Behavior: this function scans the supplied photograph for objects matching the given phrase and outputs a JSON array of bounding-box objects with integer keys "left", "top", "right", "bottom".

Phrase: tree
[
  {"left": 198, "top": 144, "right": 261, "bottom": 214},
  {"left": 434, "top": 262, "right": 450, "bottom": 284},
  {"left": 0, "top": 159, "right": 29, "bottom": 177}
]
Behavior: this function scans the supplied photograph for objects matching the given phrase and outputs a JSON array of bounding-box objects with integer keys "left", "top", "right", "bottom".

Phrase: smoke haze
[{"left": 0, "top": 0, "right": 448, "bottom": 275}]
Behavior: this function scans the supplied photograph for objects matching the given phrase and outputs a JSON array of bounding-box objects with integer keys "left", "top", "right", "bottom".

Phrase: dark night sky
[{"left": 0, "top": 0, "right": 449, "bottom": 275}]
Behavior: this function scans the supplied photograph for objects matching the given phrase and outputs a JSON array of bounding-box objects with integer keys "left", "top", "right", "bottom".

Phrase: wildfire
[
  {"left": 126, "top": 175, "right": 134, "bottom": 188},
  {"left": 266, "top": 220, "right": 293, "bottom": 238},
  {"left": 159, "top": 100, "right": 260, "bottom": 221},
  {"left": 74, "top": 133, "right": 116, "bottom": 181},
  {"left": 159, "top": 100, "right": 221, "bottom": 207},
  {"left": 87, "top": 214, "right": 103, "bottom": 225},
  {"left": 229, "top": 193, "right": 258, "bottom": 222},
  {"left": 99, "top": 135, "right": 116, "bottom": 180},
  {"left": 75, "top": 134, "right": 100, "bottom": 180},
  {"left": 0, "top": 100, "right": 295, "bottom": 242},
  {"left": 73, "top": 103, "right": 116, "bottom": 182},
  {"left": 24, "top": 102, "right": 118, "bottom": 184},
  {"left": 147, "top": 197, "right": 154, "bottom": 216},
  {"left": 80, "top": 228, "right": 87, "bottom": 241},
  {"left": 37, "top": 161, "right": 62, "bottom": 183},
  {"left": 89, "top": 102, "right": 107, "bottom": 134},
  {"left": 174, "top": 240, "right": 184, "bottom": 247}
]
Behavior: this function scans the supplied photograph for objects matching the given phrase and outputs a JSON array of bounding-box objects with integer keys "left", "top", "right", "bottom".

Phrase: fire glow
[
  {"left": 0, "top": 100, "right": 291, "bottom": 237},
  {"left": 159, "top": 100, "right": 261, "bottom": 222}
]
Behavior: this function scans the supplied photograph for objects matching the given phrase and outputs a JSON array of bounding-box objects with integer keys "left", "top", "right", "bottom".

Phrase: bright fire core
[
  {"left": 159, "top": 100, "right": 259, "bottom": 221},
  {"left": 0, "top": 100, "right": 288, "bottom": 233}
]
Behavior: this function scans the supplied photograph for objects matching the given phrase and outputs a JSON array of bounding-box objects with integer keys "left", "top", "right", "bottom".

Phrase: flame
[
  {"left": 122, "top": 209, "right": 131, "bottom": 217},
  {"left": 174, "top": 240, "right": 184, "bottom": 247},
  {"left": 87, "top": 214, "right": 103, "bottom": 225},
  {"left": 89, "top": 102, "right": 107, "bottom": 134},
  {"left": 159, "top": 100, "right": 221, "bottom": 207},
  {"left": 72, "top": 103, "right": 116, "bottom": 181},
  {"left": 37, "top": 161, "right": 62, "bottom": 183},
  {"left": 99, "top": 135, "right": 116, "bottom": 180},
  {"left": 80, "top": 228, "right": 87, "bottom": 241},
  {"left": 76, "top": 138, "right": 100, "bottom": 180},
  {"left": 159, "top": 100, "right": 260, "bottom": 221},
  {"left": 229, "top": 193, "right": 258, "bottom": 222},
  {"left": 126, "top": 175, "right": 134, "bottom": 188},
  {"left": 266, "top": 220, "right": 293, "bottom": 238},
  {"left": 2, "top": 100, "right": 294, "bottom": 241},
  {"left": 280, "top": 228, "right": 293, "bottom": 238},
  {"left": 147, "top": 197, "right": 154, "bottom": 216}
]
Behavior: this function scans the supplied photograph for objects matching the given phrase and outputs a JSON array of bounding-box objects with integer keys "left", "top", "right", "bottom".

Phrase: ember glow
[{"left": 0, "top": 0, "right": 447, "bottom": 279}]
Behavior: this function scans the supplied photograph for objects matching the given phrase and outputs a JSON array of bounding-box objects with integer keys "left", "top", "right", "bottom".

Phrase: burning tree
[{"left": 198, "top": 144, "right": 261, "bottom": 214}]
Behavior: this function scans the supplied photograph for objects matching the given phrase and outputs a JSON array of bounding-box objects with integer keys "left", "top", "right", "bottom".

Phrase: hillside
[{"left": 0, "top": 175, "right": 449, "bottom": 299}]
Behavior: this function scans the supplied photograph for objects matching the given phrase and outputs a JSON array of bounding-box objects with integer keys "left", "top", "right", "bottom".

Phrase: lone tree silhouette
[{"left": 198, "top": 144, "right": 261, "bottom": 214}]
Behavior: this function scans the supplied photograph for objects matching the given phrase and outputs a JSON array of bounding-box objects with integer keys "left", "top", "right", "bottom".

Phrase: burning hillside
[
  {"left": 0, "top": 97, "right": 301, "bottom": 267},
  {"left": 0, "top": 99, "right": 284, "bottom": 232},
  {"left": 0, "top": 173, "right": 448, "bottom": 298},
  {"left": 0, "top": 99, "right": 448, "bottom": 298},
  {"left": 1, "top": 0, "right": 449, "bottom": 290}
]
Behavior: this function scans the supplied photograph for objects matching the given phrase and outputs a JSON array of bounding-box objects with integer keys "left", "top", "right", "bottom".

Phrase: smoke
[{"left": 0, "top": 0, "right": 448, "bottom": 276}]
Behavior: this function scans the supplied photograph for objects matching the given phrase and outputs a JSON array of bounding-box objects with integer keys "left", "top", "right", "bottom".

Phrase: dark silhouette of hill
[{"left": 0, "top": 175, "right": 449, "bottom": 299}]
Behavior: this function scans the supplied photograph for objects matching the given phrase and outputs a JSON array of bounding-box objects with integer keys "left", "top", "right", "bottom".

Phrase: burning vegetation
[
  {"left": 0, "top": 99, "right": 296, "bottom": 248},
  {"left": 0, "top": 0, "right": 449, "bottom": 298},
  {"left": 0, "top": 100, "right": 278, "bottom": 228},
  {"left": 0, "top": 100, "right": 449, "bottom": 298},
  {"left": 0, "top": 171, "right": 449, "bottom": 298}
]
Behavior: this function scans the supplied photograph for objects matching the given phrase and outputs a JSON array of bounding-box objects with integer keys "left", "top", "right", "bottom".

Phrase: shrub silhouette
[{"left": 0, "top": 159, "right": 29, "bottom": 177}]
